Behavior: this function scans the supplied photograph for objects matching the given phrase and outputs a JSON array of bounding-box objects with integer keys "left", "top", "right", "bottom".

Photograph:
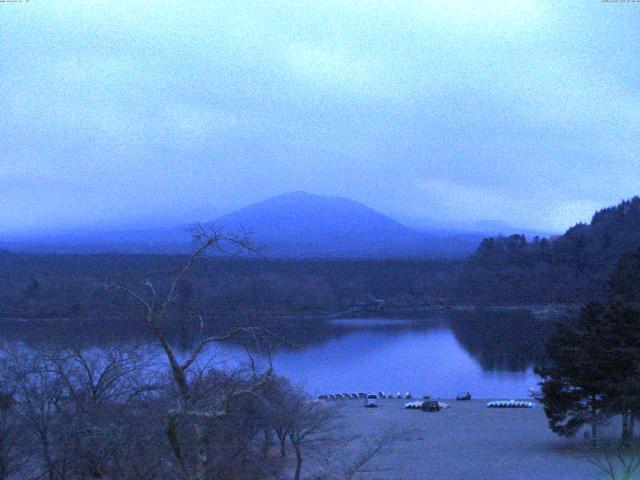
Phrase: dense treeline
[
  {"left": 457, "top": 197, "right": 640, "bottom": 304},
  {"left": 0, "top": 252, "right": 458, "bottom": 319},
  {"left": 5, "top": 196, "right": 640, "bottom": 316}
]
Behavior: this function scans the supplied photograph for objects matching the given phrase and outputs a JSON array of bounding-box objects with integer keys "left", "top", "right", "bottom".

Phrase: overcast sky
[{"left": 1, "top": 1, "right": 639, "bottom": 235}]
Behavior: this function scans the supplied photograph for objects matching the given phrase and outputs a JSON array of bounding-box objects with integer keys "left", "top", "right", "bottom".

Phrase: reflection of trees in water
[
  {"left": 448, "top": 310, "right": 565, "bottom": 372},
  {"left": 0, "top": 316, "right": 447, "bottom": 354},
  {"left": 1, "top": 312, "right": 569, "bottom": 373}
]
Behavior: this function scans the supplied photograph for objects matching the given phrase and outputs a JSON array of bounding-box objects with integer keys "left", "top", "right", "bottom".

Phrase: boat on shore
[{"left": 487, "top": 400, "right": 533, "bottom": 408}]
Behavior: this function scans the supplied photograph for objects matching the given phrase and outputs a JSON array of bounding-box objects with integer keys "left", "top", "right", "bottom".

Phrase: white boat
[{"left": 487, "top": 400, "right": 533, "bottom": 408}]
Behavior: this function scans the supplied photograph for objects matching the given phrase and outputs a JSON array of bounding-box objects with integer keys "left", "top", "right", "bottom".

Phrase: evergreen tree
[
  {"left": 596, "top": 302, "right": 640, "bottom": 444},
  {"left": 537, "top": 251, "right": 640, "bottom": 446},
  {"left": 536, "top": 303, "right": 609, "bottom": 445},
  {"left": 609, "top": 247, "right": 640, "bottom": 305}
]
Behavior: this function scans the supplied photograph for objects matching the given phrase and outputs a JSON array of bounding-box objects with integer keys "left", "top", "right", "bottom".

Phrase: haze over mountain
[
  {"left": 2, "top": 192, "right": 493, "bottom": 258},
  {"left": 212, "top": 191, "right": 487, "bottom": 258}
]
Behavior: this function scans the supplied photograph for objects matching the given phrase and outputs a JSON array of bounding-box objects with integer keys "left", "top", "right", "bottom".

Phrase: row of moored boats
[{"left": 319, "top": 392, "right": 412, "bottom": 400}]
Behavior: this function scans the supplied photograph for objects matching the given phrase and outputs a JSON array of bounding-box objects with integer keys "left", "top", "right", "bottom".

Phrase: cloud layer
[{"left": 1, "top": 1, "right": 639, "bottom": 234}]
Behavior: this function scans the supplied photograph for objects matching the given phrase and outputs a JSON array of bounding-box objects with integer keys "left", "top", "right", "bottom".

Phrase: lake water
[
  {"left": 2, "top": 310, "right": 561, "bottom": 400},
  {"left": 277, "top": 329, "right": 538, "bottom": 399},
  {"left": 195, "top": 313, "right": 556, "bottom": 400}
]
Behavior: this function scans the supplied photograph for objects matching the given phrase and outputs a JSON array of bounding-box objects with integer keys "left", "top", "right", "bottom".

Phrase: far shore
[
  {"left": 0, "top": 302, "right": 582, "bottom": 325},
  {"left": 331, "top": 303, "right": 581, "bottom": 320}
]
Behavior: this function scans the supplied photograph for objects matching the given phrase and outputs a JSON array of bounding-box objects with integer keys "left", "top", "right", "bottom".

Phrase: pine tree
[
  {"left": 536, "top": 303, "right": 610, "bottom": 445},
  {"left": 537, "top": 251, "right": 640, "bottom": 446}
]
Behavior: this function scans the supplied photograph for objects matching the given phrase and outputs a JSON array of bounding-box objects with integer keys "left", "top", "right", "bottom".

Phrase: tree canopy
[{"left": 537, "top": 249, "right": 640, "bottom": 445}]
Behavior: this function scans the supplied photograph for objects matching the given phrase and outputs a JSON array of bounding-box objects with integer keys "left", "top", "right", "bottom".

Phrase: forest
[
  {"left": 0, "top": 252, "right": 458, "bottom": 319},
  {"left": 456, "top": 197, "right": 640, "bottom": 304},
  {"left": 3, "top": 196, "right": 640, "bottom": 319}
]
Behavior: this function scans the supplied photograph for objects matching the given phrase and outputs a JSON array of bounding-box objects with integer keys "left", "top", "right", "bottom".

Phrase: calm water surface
[
  {"left": 3, "top": 311, "right": 560, "bottom": 400},
  {"left": 200, "top": 314, "right": 553, "bottom": 399}
]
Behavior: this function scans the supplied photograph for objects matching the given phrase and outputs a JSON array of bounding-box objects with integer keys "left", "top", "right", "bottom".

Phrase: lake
[
  {"left": 1, "top": 310, "right": 563, "bottom": 399},
  {"left": 191, "top": 311, "right": 559, "bottom": 399}
]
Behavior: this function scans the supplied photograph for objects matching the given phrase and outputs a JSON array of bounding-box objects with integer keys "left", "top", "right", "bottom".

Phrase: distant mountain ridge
[
  {"left": 212, "top": 191, "right": 430, "bottom": 257},
  {"left": 0, "top": 191, "right": 510, "bottom": 258}
]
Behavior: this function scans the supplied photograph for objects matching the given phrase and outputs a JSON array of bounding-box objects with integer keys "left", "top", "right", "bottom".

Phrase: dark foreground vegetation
[
  {"left": 0, "top": 345, "right": 390, "bottom": 480},
  {"left": 0, "top": 234, "right": 389, "bottom": 480}
]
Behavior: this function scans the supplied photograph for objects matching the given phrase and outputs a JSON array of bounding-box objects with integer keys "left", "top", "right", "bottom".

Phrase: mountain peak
[
  {"left": 277, "top": 190, "right": 315, "bottom": 199},
  {"left": 211, "top": 192, "right": 420, "bottom": 256}
]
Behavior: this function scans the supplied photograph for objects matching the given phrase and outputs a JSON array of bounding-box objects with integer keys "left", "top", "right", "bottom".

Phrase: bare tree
[
  {"left": 306, "top": 429, "right": 395, "bottom": 480},
  {"left": 6, "top": 348, "right": 67, "bottom": 480},
  {"left": 115, "top": 228, "right": 276, "bottom": 480},
  {"left": 287, "top": 396, "right": 336, "bottom": 480},
  {"left": 589, "top": 443, "right": 640, "bottom": 480},
  {"left": 0, "top": 229, "right": 391, "bottom": 480},
  {"left": 0, "top": 389, "right": 21, "bottom": 480},
  {"left": 49, "top": 345, "right": 157, "bottom": 479},
  {"left": 0, "top": 342, "right": 165, "bottom": 480}
]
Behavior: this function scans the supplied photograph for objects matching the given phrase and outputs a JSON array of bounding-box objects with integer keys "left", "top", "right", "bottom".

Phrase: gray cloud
[{"left": 1, "top": 0, "right": 639, "bottom": 234}]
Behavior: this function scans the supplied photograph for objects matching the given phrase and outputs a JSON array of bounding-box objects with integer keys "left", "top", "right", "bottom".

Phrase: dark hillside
[{"left": 456, "top": 197, "right": 640, "bottom": 304}]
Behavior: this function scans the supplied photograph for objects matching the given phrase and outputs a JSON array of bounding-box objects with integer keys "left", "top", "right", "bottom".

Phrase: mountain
[
  {"left": 0, "top": 191, "right": 489, "bottom": 258},
  {"left": 469, "top": 220, "right": 553, "bottom": 239},
  {"left": 209, "top": 191, "right": 485, "bottom": 258},
  {"left": 213, "top": 191, "right": 411, "bottom": 256},
  {"left": 457, "top": 196, "right": 640, "bottom": 304},
  {"left": 399, "top": 217, "right": 554, "bottom": 239}
]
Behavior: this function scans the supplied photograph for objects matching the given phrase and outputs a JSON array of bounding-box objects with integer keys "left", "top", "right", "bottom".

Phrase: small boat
[
  {"left": 405, "top": 392, "right": 412, "bottom": 399},
  {"left": 318, "top": 394, "right": 328, "bottom": 400},
  {"left": 421, "top": 400, "right": 441, "bottom": 412},
  {"left": 487, "top": 400, "right": 533, "bottom": 409},
  {"left": 456, "top": 392, "right": 472, "bottom": 401},
  {"left": 405, "top": 400, "right": 447, "bottom": 411}
]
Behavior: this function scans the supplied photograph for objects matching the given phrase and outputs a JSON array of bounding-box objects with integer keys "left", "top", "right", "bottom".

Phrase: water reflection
[
  {"left": 448, "top": 310, "right": 553, "bottom": 372},
  {"left": 0, "top": 310, "right": 565, "bottom": 398}
]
